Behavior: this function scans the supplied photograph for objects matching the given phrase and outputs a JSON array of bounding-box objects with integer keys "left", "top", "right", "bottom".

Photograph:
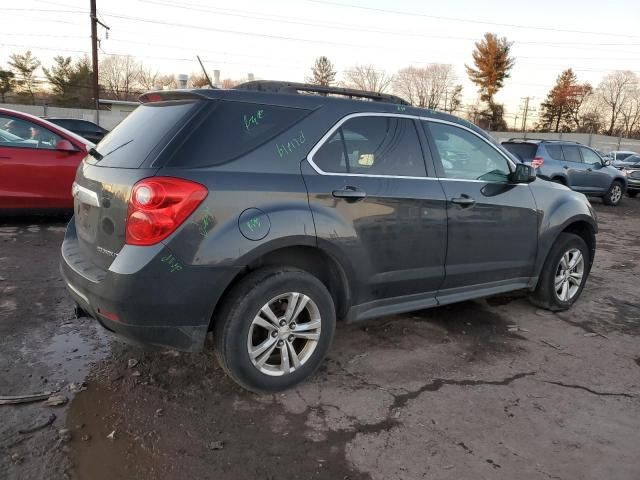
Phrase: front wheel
[
  {"left": 603, "top": 180, "right": 624, "bottom": 206},
  {"left": 530, "top": 233, "right": 590, "bottom": 311},
  {"left": 213, "top": 267, "right": 336, "bottom": 393}
]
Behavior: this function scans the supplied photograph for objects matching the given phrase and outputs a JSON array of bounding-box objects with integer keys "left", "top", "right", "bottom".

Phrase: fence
[
  {"left": 490, "top": 131, "right": 640, "bottom": 154},
  {"left": 0, "top": 103, "right": 132, "bottom": 130}
]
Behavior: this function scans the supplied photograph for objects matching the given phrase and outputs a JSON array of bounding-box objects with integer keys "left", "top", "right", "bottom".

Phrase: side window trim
[
  {"left": 421, "top": 119, "right": 515, "bottom": 182},
  {"left": 307, "top": 112, "right": 429, "bottom": 179}
]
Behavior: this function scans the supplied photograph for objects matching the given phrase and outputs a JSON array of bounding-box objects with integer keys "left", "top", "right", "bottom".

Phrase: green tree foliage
[
  {"left": 0, "top": 70, "right": 15, "bottom": 103},
  {"left": 465, "top": 33, "right": 515, "bottom": 103},
  {"left": 8, "top": 50, "right": 41, "bottom": 104},
  {"left": 539, "top": 69, "right": 592, "bottom": 132},
  {"left": 307, "top": 56, "right": 337, "bottom": 87},
  {"left": 43, "top": 56, "right": 94, "bottom": 107}
]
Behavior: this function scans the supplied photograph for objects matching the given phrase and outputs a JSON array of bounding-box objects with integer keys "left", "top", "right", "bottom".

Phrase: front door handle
[
  {"left": 587, "top": 167, "right": 593, "bottom": 172},
  {"left": 332, "top": 186, "right": 367, "bottom": 202},
  {"left": 0, "top": 156, "right": 12, "bottom": 159},
  {"left": 562, "top": 165, "right": 569, "bottom": 170},
  {"left": 451, "top": 195, "right": 476, "bottom": 207}
]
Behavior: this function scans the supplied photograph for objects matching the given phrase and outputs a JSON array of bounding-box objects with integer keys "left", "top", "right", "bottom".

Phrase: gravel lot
[{"left": 1, "top": 197, "right": 639, "bottom": 480}]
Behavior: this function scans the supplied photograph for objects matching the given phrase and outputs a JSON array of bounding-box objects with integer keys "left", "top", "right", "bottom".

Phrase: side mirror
[
  {"left": 55, "top": 139, "right": 77, "bottom": 152},
  {"left": 602, "top": 159, "right": 611, "bottom": 167},
  {"left": 509, "top": 163, "right": 536, "bottom": 184}
]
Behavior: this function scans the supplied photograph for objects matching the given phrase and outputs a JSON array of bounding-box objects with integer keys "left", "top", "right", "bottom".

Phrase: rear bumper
[{"left": 60, "top": 220, "right": 241, "bottom": 352}]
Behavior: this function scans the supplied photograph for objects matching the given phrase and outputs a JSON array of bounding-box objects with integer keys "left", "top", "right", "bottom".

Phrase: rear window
[
  {"left": 501, "top": 142, "right": 537, "bottom": 161},
  {"left": 562, "top": 145, "right": 582, "bottom": 163},
  {"left": 545, "top": 144, "right": 564, "bottom": 161},
  {"left": 88, "top": 100, "right": 198, "bottom": 168},
  {"left": 167, "top": 101, "right": 309, "bottom": 167}
]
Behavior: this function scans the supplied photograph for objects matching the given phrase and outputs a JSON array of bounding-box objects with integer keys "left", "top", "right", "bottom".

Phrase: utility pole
[
  {"left": 520, "top": 96, "right": 531, "bottom": 132},
  {"left": 513, "top": 114, "right": 519, "bottom": 131},
  {"left": 90, "top": 0, "right": 109, "bottom": 125}
]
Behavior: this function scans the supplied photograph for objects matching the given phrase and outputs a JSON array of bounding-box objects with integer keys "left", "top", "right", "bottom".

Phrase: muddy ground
[{"left": 1, "top": 197, "right": 639, "bottom": 480}]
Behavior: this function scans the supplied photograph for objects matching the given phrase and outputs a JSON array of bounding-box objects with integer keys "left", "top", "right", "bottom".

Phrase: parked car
[
  {"left": 0, "top": 108, "right": 94, "bottom": 214},
  {"left": 501, "top": 139, "right": 627, "bottom": 206},
  {"left": 612, "top": 154, "right": 640, "bottom": 197},
  {"left": 45, "top": 118, "right": 109, "bottom": 144},
  {"left": 607, "top": 150, "right": 637, "bottom": 163},
  {"left": 61, "top": 82, "right": 598, "bottom": 392}
]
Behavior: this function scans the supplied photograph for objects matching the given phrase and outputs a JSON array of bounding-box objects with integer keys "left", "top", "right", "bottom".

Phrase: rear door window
[
  {"left": 312, "top": 116, "right": 426, "bottom": 177},
  {"left": 88, "top": 100, "right": 199, "bottom": 168},
  {"left": 562, "top": 145, "right": 582, "bottom": 163},
  {"left": 545, "top": 144, "right": 564, "bottom": 161},
  {"left": 501, "top": 142, "right": 537, "bottom": 161},
  {"left": 167, "top": 101, "right": 309, "bottom": 167}
]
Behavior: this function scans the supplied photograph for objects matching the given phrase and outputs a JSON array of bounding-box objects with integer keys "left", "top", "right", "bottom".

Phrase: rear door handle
[
  {"left": 562, "top": 165, "right": 569, "bottom": 170},
  {"left": 0, "top": 156, "right": 11, "bottom": 159},
  {"left": 587, "top": 167, "right": 593, "bottom": 172},
  {"left": 332, "top": 186, "right": 366, "bottom": 201},
  {"left": 451, "top": 195, "right": 476, "bottom": 207}
]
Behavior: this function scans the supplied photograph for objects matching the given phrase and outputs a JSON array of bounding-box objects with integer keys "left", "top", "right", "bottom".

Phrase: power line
[{"left": 308, "top": 0, "right": 640, "bottom": 39}]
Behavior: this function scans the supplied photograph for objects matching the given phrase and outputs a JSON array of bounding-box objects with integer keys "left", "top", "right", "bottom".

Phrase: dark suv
[
  {"left": 61, "top": 82, "right": 597, "bottom": 392},
  {"left": 502, "top": 139, "right": 627, "bottom": 206}
]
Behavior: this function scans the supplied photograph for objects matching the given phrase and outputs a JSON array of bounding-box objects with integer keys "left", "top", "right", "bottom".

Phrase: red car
[{"left": 0, "top": 108, "right": 94, "bottom": 214}]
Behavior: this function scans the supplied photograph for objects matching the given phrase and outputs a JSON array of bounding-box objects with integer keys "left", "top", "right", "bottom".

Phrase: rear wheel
[
  {"left": 214, "top": 267, "right": 336, "bottom": 393},
  {"left": 603, "top": 180, "right": 623, "bottom": 206},
  {"left": 530, "top": 233, "right": 590, "bottom": 311}
]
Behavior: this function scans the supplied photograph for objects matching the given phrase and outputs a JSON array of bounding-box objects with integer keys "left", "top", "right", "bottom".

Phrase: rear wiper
[
  {"left": 88, "top": 147, "right": 103, "bottom": 161},
  {"left": 103, "top": 139, "right": 134, "bottom": 158}
]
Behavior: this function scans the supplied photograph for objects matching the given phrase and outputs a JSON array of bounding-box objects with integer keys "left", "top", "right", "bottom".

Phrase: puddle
[
  {"left": 40, "top": 328, "right": 112, "bottom": 385},
  {"left": 66, "top": 381, "right": 157, "bottom": 480}
]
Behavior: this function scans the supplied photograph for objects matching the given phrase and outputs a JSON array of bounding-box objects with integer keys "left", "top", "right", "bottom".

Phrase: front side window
[
  {"left": 0, "top": 114, "right": 63, "bottom": 150},
  {"left": 580, "top": 147, "right": 602, "bottom": 165},
  {"left": 562, "top": 145, "right": 582, "bottom": 163},
  {"left": 426, "top": 122, "right": 511, "bottom": 182},
  {"left": 313, "top": 116, "right": 426, "bottom": 177}
]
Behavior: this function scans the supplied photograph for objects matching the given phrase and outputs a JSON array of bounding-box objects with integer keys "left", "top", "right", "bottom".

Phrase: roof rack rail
[
  {"left": 234, "top": 80, "right": 409, "bottom": 105},
  {"left": 506, "top": 137, "right": 579, "bottom": 144}
]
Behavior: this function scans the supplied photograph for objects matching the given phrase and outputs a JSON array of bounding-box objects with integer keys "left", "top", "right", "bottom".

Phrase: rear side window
[
  {"left": 501, "top": 142, "right": 537, "bottom": 161},
  {"left": 89, "top": 101, "right": 198, "bottom": 167},
  {"left": 562, "top": 145, "right": 582, "bottom": 163},
  {"left": 312, "top": 116, "right": 426, "bottom": 177},
  {"left": 168, "top": 101, "right": 309, "bottom": 167},
  {"left": 545, "top": 144, "right": 564, "bottom": 161}
]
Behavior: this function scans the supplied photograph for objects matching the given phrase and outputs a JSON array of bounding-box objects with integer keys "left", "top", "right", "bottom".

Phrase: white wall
[
  {"left": 490, "top": 131, "right": 640, "bottom": 153},
  {"left": 0, "top": 103, "right": 135, "bottom": 130}
]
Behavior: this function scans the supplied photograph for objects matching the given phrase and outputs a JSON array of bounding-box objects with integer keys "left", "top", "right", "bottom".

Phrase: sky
[{"left": 2, "top": 0, "right": 640, "bottom": 126}]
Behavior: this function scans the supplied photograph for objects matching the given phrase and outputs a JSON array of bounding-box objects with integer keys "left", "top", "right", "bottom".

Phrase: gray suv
[
  {"left": 502, "top": 139, "right": 627, "bottom": 206},
  {"left": 61, "top": 82, "right": 598, "bottom": 392}
]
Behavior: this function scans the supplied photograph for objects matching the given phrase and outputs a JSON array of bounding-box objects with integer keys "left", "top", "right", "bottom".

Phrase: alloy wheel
[
  {"left": 554, "top": 248, "right": 585, "bottom": 302},
  {"left": 247, "top": 292, "right": 321, "bottom": 376},
  {"left": 610, "top": 185, "right": 622, "bottom": 204}
]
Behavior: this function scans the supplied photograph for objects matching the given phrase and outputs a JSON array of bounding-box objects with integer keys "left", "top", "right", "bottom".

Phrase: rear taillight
[
  {"left": 531, "top": 156, "right": 544, "bottom": 168},
  {"left": 125, "top": 177, "right": 207, "bottom": 246}
]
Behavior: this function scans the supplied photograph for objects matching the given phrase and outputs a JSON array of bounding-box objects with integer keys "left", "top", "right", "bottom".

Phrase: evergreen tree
[
  {"left": 307, "top": 56, "right": 336, "bottom": 87},
  {"left": 8, "top": 51, "right": 41, "bottom": 104}
]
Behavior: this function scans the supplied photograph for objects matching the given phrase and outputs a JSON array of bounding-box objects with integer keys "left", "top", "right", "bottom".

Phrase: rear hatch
[
  {"left": 501, "top": 142, "right": 538, "bottom": 163},
  {"left": 72, "top": 97, "right": 203, "bottom": 271}
]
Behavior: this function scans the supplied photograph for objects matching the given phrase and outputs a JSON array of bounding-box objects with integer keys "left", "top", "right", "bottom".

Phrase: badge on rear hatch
[{"left": 96, "top": 246, "right": 118, "bottom": 258}]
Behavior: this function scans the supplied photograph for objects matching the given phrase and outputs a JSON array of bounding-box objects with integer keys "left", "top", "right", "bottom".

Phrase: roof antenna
[{"left": 196, "top": 55, "right": 215, "bottom": 88}]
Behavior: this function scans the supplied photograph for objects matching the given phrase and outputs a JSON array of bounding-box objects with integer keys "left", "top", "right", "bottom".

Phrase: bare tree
[
  {"left": 392, "top": 64, "right": 455, "bottom": 109},
  {"left": 155, "top": 74, "right": 177, "bottom": 90},
  {"left": 445, "top": 85, "right": 463, "bottom": 114},
  {"left": 619, "top": 87, "right": 640, "bottom": 137},
  {"left": 137, "top": 66, "right": 160, "bottom": 91},
  {"left": 342, "top": 65, "right": 393, "bottom": 93},
  {"left": 99, "top": 55, "right": 140, "bottom": 100},
  {"left": 597, "top": 70, "right": 638, "bottom": 135},
  {"left": 188, "top": 73, "right": 210, "bottom": 88}
]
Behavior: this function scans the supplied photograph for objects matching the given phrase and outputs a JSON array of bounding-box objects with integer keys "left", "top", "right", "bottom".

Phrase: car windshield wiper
[{"left": 88, "top": 147, "right": 103, "bottom": 161}]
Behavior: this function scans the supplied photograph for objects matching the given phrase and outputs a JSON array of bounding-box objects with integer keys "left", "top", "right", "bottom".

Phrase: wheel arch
[{"left": 209, "top": 244, "right": 352, "bottom": 331}]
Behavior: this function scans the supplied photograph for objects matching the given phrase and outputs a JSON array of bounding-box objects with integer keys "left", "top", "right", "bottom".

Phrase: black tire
[
  {"left": 213, "top": 267, "right": 336, "bottom": 393},
  {"left": 628, "top": 191, "right": 638, "bottom": 198},
  {"left": 530, "top": 233, "right": 590, "bottom": 312},
  {"left": 602, "top": 180, "right": 624, "bottom": 206}
]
